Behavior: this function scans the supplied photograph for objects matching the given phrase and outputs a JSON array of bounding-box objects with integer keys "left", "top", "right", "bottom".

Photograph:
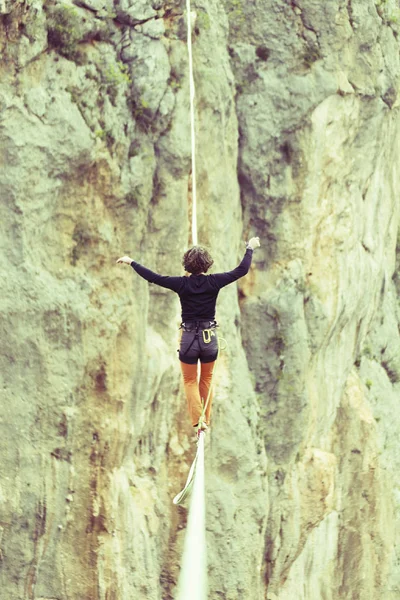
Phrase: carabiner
[{"left": 202, "top": 329, "right": 215, "bottom": 344}]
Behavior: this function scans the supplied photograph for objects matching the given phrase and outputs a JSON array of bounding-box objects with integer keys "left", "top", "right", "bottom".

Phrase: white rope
[
  {"left": 175, "top": 5, "right": 207, "bottom": 599},
  {"left": 176, "top": 432, "right": 207, "bottom": 600},
  {"left": 186, "top": 0, "right": 198, "bottom": 245}
]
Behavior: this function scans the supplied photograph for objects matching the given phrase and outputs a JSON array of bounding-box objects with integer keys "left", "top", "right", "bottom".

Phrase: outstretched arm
[
  {"left": 212, "top": 237, "right": 260, "bottom": 290},
  {"left": 116, "top": 255, "right": 184, "bottom": 293}
]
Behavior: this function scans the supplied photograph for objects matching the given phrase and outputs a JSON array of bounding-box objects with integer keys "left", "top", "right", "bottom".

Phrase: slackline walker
[{"left": 116, "top": 0, "right": 260, "bottom": 595}]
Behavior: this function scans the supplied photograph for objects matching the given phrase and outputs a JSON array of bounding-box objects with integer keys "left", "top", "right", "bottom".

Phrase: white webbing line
[
  {"left": 175, "top": 4, "right": 207, "bottom": 599},
  {"left": 176, "top": 432, "right": 207, "bottom": 600},
  {"left": 186, "top": 0, "right": 198, "bottom": 245}
]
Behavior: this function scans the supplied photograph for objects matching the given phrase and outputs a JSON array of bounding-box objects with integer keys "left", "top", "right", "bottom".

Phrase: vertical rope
[
  {"left": 186, "top": 0, "right": 198, "bottom": 245},
  {"left": 176, "top": 432, "right": 207, "bottom": 600},
  {"left": 175, "top": 4, "right": 207, "bottom": 599}
]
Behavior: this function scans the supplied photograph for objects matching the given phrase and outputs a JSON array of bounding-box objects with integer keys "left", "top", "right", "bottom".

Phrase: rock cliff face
[{"left": 0, "top": 1, "right": 399, "bottom": 599}]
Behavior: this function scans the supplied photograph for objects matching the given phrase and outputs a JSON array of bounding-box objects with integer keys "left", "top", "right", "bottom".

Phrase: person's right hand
[
  {"left": 248, "top": 237, "right": 260, "bottom": 250},
  {"left": 116, "top": 256, "right": 133, "bottom": 265}
]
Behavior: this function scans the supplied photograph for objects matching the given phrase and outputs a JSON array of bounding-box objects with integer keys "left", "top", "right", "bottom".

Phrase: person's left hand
[{"left": 116, "top": 256, "right": 133, "bottom": 265}]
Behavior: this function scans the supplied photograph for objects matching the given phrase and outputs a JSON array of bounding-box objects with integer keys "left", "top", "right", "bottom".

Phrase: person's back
[{"left": 116, "top": 237, "right": 260, "bottom": 434}]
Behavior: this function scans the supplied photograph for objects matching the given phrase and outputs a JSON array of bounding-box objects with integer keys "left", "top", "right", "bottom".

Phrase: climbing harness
[
  {"left": 179, "top": 320, "right": 218, "bottom": 358},
  {"left": 180, "top": 320, "right": 217, "bottom": 331}
]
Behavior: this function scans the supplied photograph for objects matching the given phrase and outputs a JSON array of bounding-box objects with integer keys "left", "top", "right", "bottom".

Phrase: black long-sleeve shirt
[{"left": 131, "top": 248, "right": 253, "bottom": 321}]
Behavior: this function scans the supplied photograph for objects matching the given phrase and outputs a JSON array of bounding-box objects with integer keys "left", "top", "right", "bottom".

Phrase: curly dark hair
[{"left": 182, "top": 246, "right": 214, "bottom": 275}]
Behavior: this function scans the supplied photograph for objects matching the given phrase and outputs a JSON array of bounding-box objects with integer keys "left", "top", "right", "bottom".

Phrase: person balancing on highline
[{"left": 117, "top": 237, "right": 260, "bottom": 435}]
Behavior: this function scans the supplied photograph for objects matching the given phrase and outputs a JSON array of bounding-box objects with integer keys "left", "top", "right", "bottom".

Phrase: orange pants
[{"left": 180, "top": 360, "right": 216, "bottom": 427}]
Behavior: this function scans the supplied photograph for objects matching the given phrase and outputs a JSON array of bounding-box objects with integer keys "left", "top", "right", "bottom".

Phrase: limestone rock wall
[{"left": 0, "top": 1, "right": 399, "bottom": 599}]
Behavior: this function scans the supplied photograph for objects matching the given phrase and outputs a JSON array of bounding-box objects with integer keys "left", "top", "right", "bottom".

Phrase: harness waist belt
[{"left": 181, "top": 320, "right": 217, "bottom": 331}]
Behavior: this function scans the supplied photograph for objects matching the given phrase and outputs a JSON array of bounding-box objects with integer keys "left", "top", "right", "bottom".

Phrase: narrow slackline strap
[
  {"left": 197, "top": 335, "right": 227, "bottom": 431},
  {"left": 186, "top": 0, "right": 197, "bottom": 245}
]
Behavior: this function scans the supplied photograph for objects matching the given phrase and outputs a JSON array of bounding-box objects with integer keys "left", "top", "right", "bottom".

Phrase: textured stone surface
[{"left": 0, "top": 0, "right": 400, "bottom": 599}]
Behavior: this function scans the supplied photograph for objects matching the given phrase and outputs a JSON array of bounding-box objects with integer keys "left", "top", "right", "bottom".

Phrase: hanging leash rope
[
  {"left": 186, "top": 0, "right": 198, "bottom": 245},
  {"left": 197, "top": 335, "right": 227, "bottom": 432}
]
